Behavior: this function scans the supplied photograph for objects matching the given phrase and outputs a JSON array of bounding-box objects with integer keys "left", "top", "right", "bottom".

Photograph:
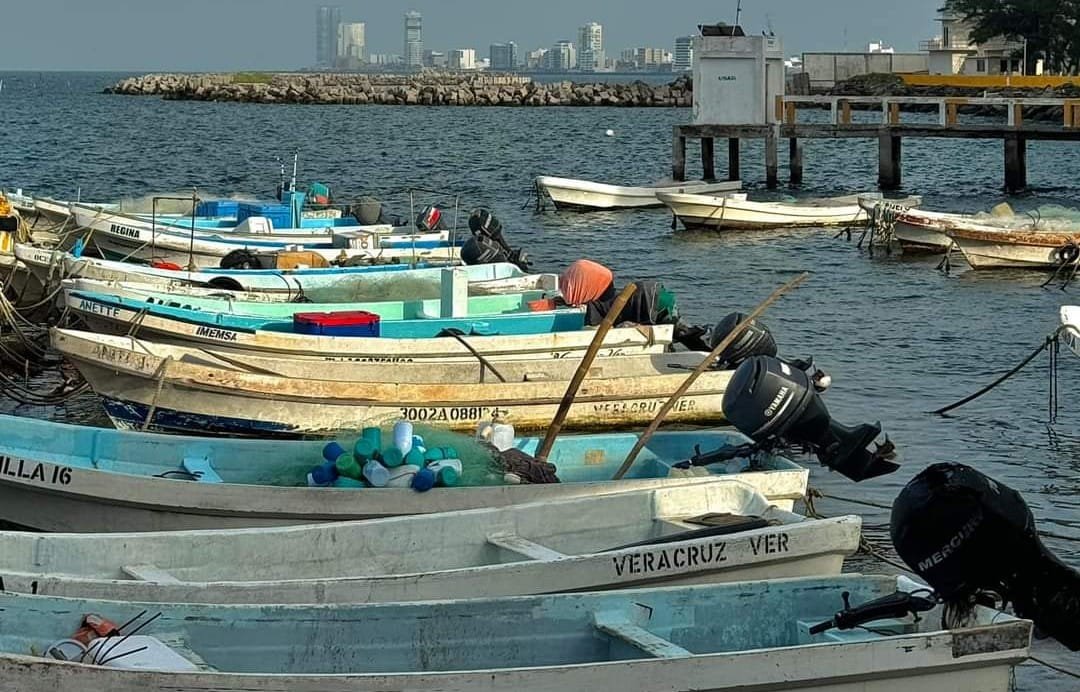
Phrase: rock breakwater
[{"left": 105, "top": 72, "right": 694, "bottom": 107}]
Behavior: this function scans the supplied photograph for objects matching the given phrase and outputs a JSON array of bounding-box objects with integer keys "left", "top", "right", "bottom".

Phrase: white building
[
  {"left": 922, "top": 8, "right": 1029, "bottom": 75},
  {"left": 450, "top": 48, "right": 478, "bottom": 70},
  {"left": 673, "top": 36, "right": 693, "bottom": 72},
  {"left": 867, "top": 41, "right": 894, "bottom": 54},
  {"left": 404, "top": 10, "right": 423, "bottom": 68},
  {"left": 336, "top": 22, "right": 366, "bottom": 66},
  {"left": 577, "top": 22, "right": 604, "bottom": 72},
  {"left": 526, "top": 48, "right": 549, "bottom": 70},
  {"left": 547, "top": 40, "right": 577, "bottom": 71}
]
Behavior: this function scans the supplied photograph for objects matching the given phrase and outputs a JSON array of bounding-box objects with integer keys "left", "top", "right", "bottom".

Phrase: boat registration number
[
  {"left": 398, "top": 406, "right": 508, "bottom": 422},
  {"left": 0, "top": 457, "right": 73, "bottom": 486}
]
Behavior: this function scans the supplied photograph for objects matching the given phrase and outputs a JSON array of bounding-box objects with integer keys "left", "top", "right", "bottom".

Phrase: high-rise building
[
  {"left": 449, "top": 49, "right": 478, "bottom": 70},
  {"left": 674, "top": 35, "right": 693, "bottom": 71},
  {"left": 526, "top": 48, "right": 549, "bottom": 70},
  {"left": 547, "top": 40, "right": 577, "bottom": 71},
  {"left": 577, "top": 22, "right": 604, "bottom": 72},
  {"left": 423, "top": 50, "right": 447, "bottom": 68},
  {"left": 490, "top": 42, "right": 519, "bottom": 71},
  {"left": 315, "top": 6, "right": 342, "bottom": 68},
  {"left": 336, "top": 22, "right": 366, "bottom": 67},
  {"left": 404, "top": 11, "right": 423, "bottom": 68}
]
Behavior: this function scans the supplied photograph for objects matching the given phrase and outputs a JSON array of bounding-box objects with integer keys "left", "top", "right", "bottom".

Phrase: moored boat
[
  {"left": 537, "top": 175, "right": 741, "bottom": 211},
  {"left": 0, "top": 413, "right": 808, "bottom": 531},
  {"left": 51, "top": 327, "right": 727, "bottom": 436},
  {"left": 1060, "top": 305, "right": 1080, "bottom": 356},
  {"left": 945, "top": 223, "right": 1080, "bottom": 269},
  {"left": 0, "top": 575, "right": 1030, "bottom": 691},
  {"left": 659, "top": 191, "right": 896, "bottom": 231},
  {"left": 0, "top": 482, "right": 860, "bottom": 603}
]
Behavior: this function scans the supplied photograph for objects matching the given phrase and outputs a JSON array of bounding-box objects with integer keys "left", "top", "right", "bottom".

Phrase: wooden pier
[{"left": 673, "top": 96, "right": 1080, "bottom": 192}]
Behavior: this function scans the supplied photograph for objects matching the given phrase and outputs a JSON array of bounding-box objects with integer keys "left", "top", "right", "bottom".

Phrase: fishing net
[
  {"left": 972, "top": 204, "right": 1080, "bottom": 233},
  {"left": 304, "top": 276, "right": 443, "bottom": 304}
]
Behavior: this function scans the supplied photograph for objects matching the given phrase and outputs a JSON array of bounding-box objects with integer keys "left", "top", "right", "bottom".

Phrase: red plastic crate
[{"left": 293, "top": 311, "right": 381, "bottom": 337}]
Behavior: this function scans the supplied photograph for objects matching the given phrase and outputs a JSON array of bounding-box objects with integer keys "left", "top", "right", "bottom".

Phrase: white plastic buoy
[{"left": 605, "top": 129, "right": 615, "bottom": 137}]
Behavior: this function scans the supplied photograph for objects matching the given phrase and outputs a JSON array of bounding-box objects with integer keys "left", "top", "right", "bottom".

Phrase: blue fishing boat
[
  {"left": 0, "top": 576, "right": 1029, "bottom": 691},
  {"left": 0, "top": 413, "right": 807, "bottom": 531}
]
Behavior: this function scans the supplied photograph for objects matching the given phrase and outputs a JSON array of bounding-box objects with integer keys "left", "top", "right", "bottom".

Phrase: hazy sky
[{"left": 3, "top": 0, "right": 943, "bottom": 71}]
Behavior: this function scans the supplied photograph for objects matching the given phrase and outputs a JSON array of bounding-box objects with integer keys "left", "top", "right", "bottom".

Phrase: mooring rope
[{"left": 932, "top": 326, "right": 1068, "bottom": 416}]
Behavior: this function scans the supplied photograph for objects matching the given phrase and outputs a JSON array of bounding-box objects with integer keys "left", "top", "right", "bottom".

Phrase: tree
[{"left": 944, "top": 0, "right": 1080, "bottom": 74}]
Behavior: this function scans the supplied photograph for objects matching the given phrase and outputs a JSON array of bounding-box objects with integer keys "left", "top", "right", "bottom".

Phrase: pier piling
[
  {"left": 701, "top": 137, "right": 715, "bottom": 181},
  {"left": 877, "top": 132, "right": 902, "bottom": 190},
  {"left": 1004, "top": 134, "right": 1027, "bottom": 192},
  {"left": 765, "top": 129, "right": 778, "bottom": 189},
  {"left": 672, "top": 129, "right": 687, "bottom": 182},
  {"left": 727, "top": 138, "right": 741, "bottom": 182},
  {"left": 789, "top": 138, "right": 803, "bottom": 185}
]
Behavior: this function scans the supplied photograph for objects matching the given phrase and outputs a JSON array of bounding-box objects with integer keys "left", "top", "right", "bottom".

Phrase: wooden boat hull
[
  {"left": 892, "top": 218, "right": 954, "bottom": 253},
  {"left": 0, "top": 483, "right": 861, "bottom": 603},
  {"left": 1060, "top": 306, "right": 1080, "bottom": 357},
  {"left": 658, "top": 191, "right": 869, "bottom": 230},
  {"left": 537, "top": 176, "right": 741, "bottom": 211},
  {"left": 53, "top": 328, "right": 727, "bottom": 436},
  {"left": 0, "top": 576, "right": 1030, "bottom": 692},
  {"left": 0, "top": 413, "right": 807, "bottom": 531}
]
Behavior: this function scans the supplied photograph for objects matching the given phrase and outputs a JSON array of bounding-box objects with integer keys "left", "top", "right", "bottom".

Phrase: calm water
[{"left": 2, "top": 72, "right": 1080, "bottom": 684}]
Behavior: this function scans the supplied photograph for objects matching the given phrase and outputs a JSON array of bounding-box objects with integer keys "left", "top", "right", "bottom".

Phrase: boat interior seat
[
  {"left": 486, "top": 532, "right": 566, "bottom": 561},
  {"left": 121, "top": 564, "right": 182, "bottom": 583},
  {"left": 592, "top": 612, "right": 693, "bottom": 659}
]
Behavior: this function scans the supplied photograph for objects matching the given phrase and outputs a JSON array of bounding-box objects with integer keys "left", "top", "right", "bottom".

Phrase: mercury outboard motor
[
  {"left": 464, "top": 208, "right": 531, "bottom": 271},
  {"left": 415, "top": 205, "right": 446, "bottom": 232},
  {"left": 721, "top": 355, "right": 898, "bottom": 481},
  {"left": 891, "top": 463, "right": 1080, "bottom": 650}
]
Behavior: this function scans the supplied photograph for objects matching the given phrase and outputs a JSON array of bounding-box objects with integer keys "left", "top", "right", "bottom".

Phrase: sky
[{"left": 2, "top": 0, "right": 944, "bottom": 71}]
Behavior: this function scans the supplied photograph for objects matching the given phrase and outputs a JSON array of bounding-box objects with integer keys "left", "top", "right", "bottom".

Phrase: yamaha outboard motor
[
  {"left": 892, "top": 463, "right": 1080, "bottom": 650},
  {"left": 709, "top": 312, "right": 778, "bottom": 367},
  {"left": 721, "top": 355, "right": 898, "bottom": 481}
]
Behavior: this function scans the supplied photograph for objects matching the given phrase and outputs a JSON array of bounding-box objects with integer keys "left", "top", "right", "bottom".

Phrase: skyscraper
[
  {"left": 315, "top": 6, "right": 342, "bottom": 68},
  {"left": 547, "top": 40, "right": 577, "bottom": 71},
  {"left": 577, "top": 22, "right": 604, "bottom": 72},
  {"left": 337, "top": 22, "right": 366, "bottom": 68},
  {"left": 490, "top": 42, "right": 519, "bottom": 71},
  {"left": 674, "top": 36, "right": 694, "bottom": 72},
  {"left": 404, "top": 11, "right": 424, "bottom": 69}
]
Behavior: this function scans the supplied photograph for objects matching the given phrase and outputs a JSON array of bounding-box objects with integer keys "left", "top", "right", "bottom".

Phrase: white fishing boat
[
  {"left": 944, "top": 223, "right": 1080, "bottom": 269},
  {"left": 71, "top": 204, "right": 459, "bottom": 267},
  {"left": 0, "top": 413, "right": 809, "bottom": 531},
  {"left": 855, "top": 197, "right": 945, "bottom": 253},
  {"left": 0, "top": 482, "right": 860, "bottom": 603},
  {"left": 0, "top": 575, "right": 1030, "bottom": 692},
  {"left": 52, "top": 328, "right": 724, "bottom": 436},
  {"left": 1060, "top": 306, "right": 1080, "bottom": 357},
  {"left": 659, "top": 191, "right": 883, "bottom": 230},
  {"left": 15, "top": 244, "right": 550, "bottom": 300},
  {"left": 537, "top": 175, "right": 741, "bottom": 211}
]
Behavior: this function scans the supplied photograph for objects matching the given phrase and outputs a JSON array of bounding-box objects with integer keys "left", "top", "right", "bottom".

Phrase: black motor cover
[
  {"left": 721, "top": 355, "right": 898, "bottom": 481},
  {"left": 892, "top": 463, "right": 1080, "bottom": 650},
  {"left": 710, "top": 312, "right": 778, "bottom": 368},
  {"left": 461, "top": 235, "right": 507, "bottom": 266},
  {"left": 220, "top": 249, "right": 277, "bottom": 270},
  {"left": 351, "top": 197, "right": 382, "bottom": 226}
]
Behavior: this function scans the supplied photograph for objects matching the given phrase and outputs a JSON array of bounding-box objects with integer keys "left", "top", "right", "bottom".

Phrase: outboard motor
[
  {"left": 415, "top": 205, "right": 446, "bottom": 232},
  {"left": 351, "top": 196, "right": 383, "bottom": 226},
  {"left": 464, "top": 208, "right": 531, "bottom": 271},
  {"left": 709, "top": 312, "right": 778, "bottom": 367},
  {"left": 721, "top": 355, "right": 898, "bottom": 482},
  {"left": 891, "top": 463, "right": 1080, "bottom": 650}
]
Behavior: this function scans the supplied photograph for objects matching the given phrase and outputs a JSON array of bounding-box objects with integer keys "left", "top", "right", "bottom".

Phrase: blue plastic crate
[
  {"left": 196, "top": 199, "right": 240, "bottom": 218},
  {"left": 237, "top": 202, "right": 293, "bottom": 230}
]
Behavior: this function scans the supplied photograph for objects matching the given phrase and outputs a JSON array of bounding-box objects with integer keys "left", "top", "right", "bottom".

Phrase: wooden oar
[
  {"left": 536, "top": 283, "right": 638, "bottom": 461},
  {"left": 611, "top": 272, "right": 809, "bottom": 480}
]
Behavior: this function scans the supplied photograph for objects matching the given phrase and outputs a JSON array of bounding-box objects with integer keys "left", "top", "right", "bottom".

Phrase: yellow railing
[{"left": 901, "top": 74, "right": 1080, "bottom": 88}]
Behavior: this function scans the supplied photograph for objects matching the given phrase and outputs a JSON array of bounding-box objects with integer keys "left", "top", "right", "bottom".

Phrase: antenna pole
[
  {"left": 290, "top": 150, "right": 299, "bottom": 193},
  {"left": 735, "top": 0, "right": 742, "bottom": 26}
]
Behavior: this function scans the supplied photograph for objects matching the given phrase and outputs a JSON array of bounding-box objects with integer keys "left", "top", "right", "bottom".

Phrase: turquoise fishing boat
[
  {"left": 64, "top": 278, "right": 554, "bottom": 321},
  {"left": 0, "top": 576, "right": 1030, "bottom": 691},
  {"left": 65, "top": 288, "right": 583, "bottom": 338},
  {"left": 0, "top": 413, "right": 807, "bottom": 531}
]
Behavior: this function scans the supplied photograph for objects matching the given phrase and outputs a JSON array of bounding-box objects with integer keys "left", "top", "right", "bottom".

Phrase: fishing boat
[
  {"left": 64, "top": 278, "right": 557, "bottom": 321},
  {"left": 0, "top": 413, "right": 808, "bottom": 530},
  {"left": 0, "top": 575, "right": 1030, "bottom": 691},
  {"left": 945, "top": 223, "right": 1080, "bottom": 269},
  {"left": 856, "top": 197, "right": 947, "bottom": 253},
  {"left": 15, "top": 244, "right": 551, "bottom": 299},
  {"left": 56, "top": 291, "right": 671, "bottom": 360},
  {"left": 1060, "top": 306, "right": 1080, "bottom": 357},
  {"left": 0, "top": 482, "right": 860, "bottom": 603},
  {"left": 659, "top": 191, "right": 889, "bottom": 230},
  {"left": 536, "top": 175, "right": 741, "bottom": 211},
  {"left": 70, "top": 204, "right": 461, "bottom": 267},
  {"left": 52, "top": 328, "right": 727, "bottom": 436}
]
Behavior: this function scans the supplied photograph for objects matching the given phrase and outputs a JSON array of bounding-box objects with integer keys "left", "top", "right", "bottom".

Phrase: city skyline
[{"left": 2, "top": 0, "right": 944, "bottom": 71}]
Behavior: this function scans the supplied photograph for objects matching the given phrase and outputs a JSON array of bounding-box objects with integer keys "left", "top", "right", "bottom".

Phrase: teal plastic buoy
[
  {"left": 336, "top": 453, "right": 363, "bottom": 481},
  {"left": 361, "top": 427, "right": 382, "bottom": 449},
  {"left": 382, "top": 448, "right": 405, "bottom": 468},
  {"left": 353, "top": 439, "right": 377, "bottom": 463},
  {"left": 332, "top": 477, "right": 365, "bottom": 488},
  {"left": 404, "top": 449, "right": 425, "bottom": 467}
]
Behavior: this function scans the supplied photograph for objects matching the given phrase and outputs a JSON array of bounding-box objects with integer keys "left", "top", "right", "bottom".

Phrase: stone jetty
[{"left": 105, "top": 72, "right": 694, "bottom": 107}]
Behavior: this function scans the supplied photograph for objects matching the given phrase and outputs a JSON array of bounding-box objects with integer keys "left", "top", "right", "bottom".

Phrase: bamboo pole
[
  {"left": 611, "top": 273, "right": 809, "bottom": 480},
  {"left": 536, "top": 283, "right": 638, "bottom": 461}
]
